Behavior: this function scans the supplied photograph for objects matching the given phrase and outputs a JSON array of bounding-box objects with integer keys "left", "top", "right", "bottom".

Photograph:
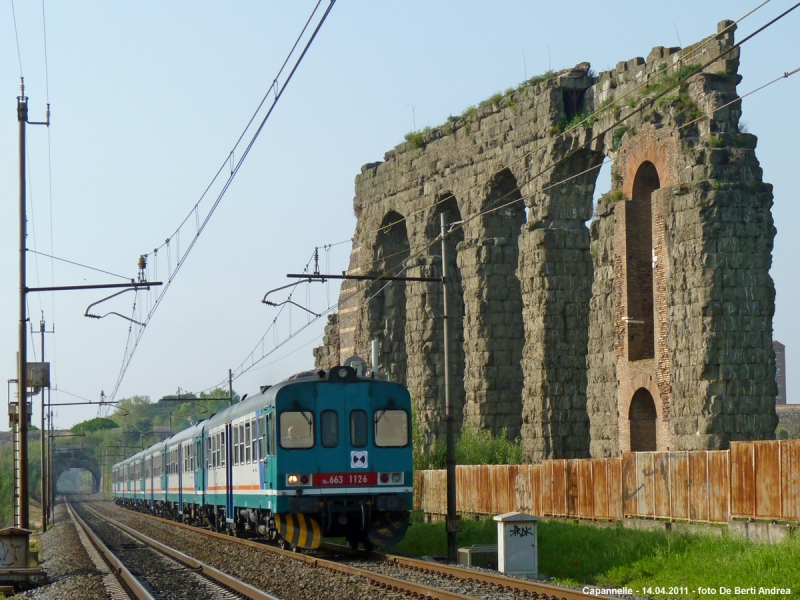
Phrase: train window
[
  {"left": 233, "top": 426, "right": 239, "bottom": 466},
  {"left": 261, "top": 416, "right": 268, "bottom": 459},
  {"left": 245, "top": 421, "right": 252, "bottom": 463},
  {"left": 206, "top": 437, "right": 212, "bottom": 470},
  {"left": 238, "top": 424, "right": 244, "bottom": 464},
  {"left": 280, "top": 411, "right": 314, "bottom": 449},
  {"left": 321, "top": 410, "right": 339, "bottom": 448},
  {"left": 251, "top": 419, "right": 259, "bottom": 461},
  {"left": 350, "top": 410, "right": 368, "bottom": 448},
  {"left": 374, "top": 410, "right": 409, "bottom": 447},
  {"left": 221, "top": 431, "right": 226, "bottom": 467},
  {"left": 255, "top": 419, "right": 262, "bottom": 461}
]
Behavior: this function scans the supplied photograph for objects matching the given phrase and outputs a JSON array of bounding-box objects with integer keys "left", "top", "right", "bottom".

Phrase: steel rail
[
  {"left": 98, "top": 501, "right": 479, "bottom": 600},
  {"left": 75, "top": 500, "right": 278, "bottom": 600},
  {"left": 65, "top": 498, "right": 155, "bottom": 600},
  {"left": 319, "top": 542, "right": 603, "bottom": 600},
  {"left": 382, "top": 553, "right": 602, "bottom": 600}
]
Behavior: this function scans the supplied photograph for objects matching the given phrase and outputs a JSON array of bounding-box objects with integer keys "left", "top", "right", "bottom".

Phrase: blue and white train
[{"left": 112, "top": 365, "right": 412, "bottom": 550}]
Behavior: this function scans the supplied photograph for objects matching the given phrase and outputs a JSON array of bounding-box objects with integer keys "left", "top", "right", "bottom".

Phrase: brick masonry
[{"left": 315, "top": 21, "right": 778, "bottom": 460}]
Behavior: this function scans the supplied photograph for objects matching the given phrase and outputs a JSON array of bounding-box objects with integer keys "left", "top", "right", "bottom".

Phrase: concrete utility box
[
  {"left": 493, "top": 512, "right": 540, "bottom": 578},
  {"left": 0, "top": 528, "right": 31, "bottom": 568}
]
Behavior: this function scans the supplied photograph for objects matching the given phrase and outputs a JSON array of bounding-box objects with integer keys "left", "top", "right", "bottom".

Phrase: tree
[{"left": 71, "top": 417, "right": 119, "bottom": 435}]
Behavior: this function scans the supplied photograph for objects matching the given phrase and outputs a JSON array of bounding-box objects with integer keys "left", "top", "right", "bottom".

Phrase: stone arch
[
  {"left": 629, "top": 387, "right": 657, "bottom": 452},
  {"left": 405, "top": 194, "right": 469, "bottom": 448},
  {"left": 369, "top": 210, "right": 410, "bottom": 384},
  {"left": 53, "top": 456, "right": 101, "bottom": 493},
  {"left": 460, "top": 168, "right": 526, "bottom": 438},
  {"left": 626, "top": 161, "right": 660, "bottom": 361},
  {"left": 520, "top": 146, "right": 602, "bottom": 461}
]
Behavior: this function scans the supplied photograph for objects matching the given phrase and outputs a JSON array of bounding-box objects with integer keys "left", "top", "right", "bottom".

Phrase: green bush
[{"left": 413, "top": 417, "right": 524, "bottom": 470}]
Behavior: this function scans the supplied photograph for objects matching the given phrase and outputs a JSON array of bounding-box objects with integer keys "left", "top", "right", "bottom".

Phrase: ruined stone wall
[{"left": 315, "top": 20, "right": 778, "bottom": 459}]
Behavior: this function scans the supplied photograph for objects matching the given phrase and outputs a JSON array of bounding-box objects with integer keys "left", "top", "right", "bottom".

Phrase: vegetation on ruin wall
[
  {"left": 0, "top": 388, "right": 233, "bottom": 527},
  {"left": 388, "top": 513, "right": 800, "bottom": 598},
  {"left": 412, "top": 415, "right": 524, "bottom": 470},
  {"left": 403, "top": 69, "right": 560, "bottom": 148}
]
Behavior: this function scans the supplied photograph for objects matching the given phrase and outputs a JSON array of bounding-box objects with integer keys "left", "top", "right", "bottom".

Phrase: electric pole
[
  {"left": 441, "top": 213, "right": 458, "bottom": 562},
  {"left": 17, "top": 84, "right": 29, "bottom": 530},
  {"left": 32, "top": 316, "right": 54, "bottom": 531}
]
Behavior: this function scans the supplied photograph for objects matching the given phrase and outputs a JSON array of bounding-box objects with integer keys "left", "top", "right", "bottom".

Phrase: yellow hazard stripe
[{"left": 275, "top": 513, "right": 322, "bottom": 549}]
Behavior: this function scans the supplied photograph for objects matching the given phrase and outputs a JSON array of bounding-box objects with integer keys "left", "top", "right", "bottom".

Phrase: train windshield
[
  {"left": 320, "top": 410, "right": 339, "bottom": 447},
  {"left": 280, "top": 411, "right": 314, "bottom": 449},
  {"left": 374, "top": 410, "right": 409, "bottom": 447}
]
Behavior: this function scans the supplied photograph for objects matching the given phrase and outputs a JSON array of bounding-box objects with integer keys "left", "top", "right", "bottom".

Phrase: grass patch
[
  {"left": 387, "top": 514, "right": 800, "bottom": 598},
  {"left": 611, "top": 125, "right": 629, "bottom": 151},
  {"left": 404, "top": 126, "right": 433, "bottom": 149}
]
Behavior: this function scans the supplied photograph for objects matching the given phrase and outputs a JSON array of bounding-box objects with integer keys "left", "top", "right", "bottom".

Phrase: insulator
[{"left": 138, "top": 255, "right": 146, "bottom": 270}]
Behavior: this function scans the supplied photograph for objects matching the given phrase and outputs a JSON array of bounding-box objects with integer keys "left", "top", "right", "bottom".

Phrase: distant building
[{"left": 774, "top": 340, "right": 786, "bottom": 405}]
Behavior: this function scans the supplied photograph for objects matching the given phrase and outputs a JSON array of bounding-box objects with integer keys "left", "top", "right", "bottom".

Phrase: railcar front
[{"left": 269, "top": 365, "right": 413, "bottom": 551}]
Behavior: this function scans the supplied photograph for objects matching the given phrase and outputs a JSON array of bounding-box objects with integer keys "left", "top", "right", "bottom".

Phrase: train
[{"left": 111, "top": 364, "right": 412, "bottom": 551}]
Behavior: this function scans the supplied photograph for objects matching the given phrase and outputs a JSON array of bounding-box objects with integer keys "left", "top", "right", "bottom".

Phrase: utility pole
[
  {"left": 275, "top": 222, "right": 459, "bottom": 561},
  {"left": 32, "top": 316, "right": 53, "bottom": 531},
  {"left": 228, "top": 369, "right": 234, "bottom": 406},
  {"left": 17, "top": 83, "right": 30, "bottom": 530},
  {"left": 15, "top": 80, "right": 49, "bottom": 530},
  {"left": 441, "top": 214, "right": 458, "bottom": 562}
]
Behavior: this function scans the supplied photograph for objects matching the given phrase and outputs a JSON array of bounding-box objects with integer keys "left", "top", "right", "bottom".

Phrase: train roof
[
  {"left": 204, "top": 366, "right": 390, "bottom": 428},
  {"left": 113, "top": 366, "right": 408, "bottom": 469}
]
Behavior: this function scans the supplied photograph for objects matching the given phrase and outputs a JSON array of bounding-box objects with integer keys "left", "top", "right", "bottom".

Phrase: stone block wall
[{"left": 314, "top": 20, "right": 778, "bottom": 459}]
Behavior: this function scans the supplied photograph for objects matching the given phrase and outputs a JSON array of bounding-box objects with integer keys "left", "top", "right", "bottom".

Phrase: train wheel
[
  {"left": 362, "top": 540, "right": 374, "bottom": 556},
  {"left": 278, "top": 538, "right": 290, "bottom": 551}
]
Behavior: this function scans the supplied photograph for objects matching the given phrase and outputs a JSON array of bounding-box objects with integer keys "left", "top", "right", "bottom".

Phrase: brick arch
[
  {"left": 617, "top": 124, "right": 678, "bottom": 195},
  {"left": 618, "top": 373, "right": 664, "bottom": 452},
  {"left": 628, "top": 387, "right": 657, "bottom": 452}
]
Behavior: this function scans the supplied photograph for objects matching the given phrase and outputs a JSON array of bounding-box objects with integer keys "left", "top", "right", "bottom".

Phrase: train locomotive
[{"left": 112, "top": 365, "right": 412, "bottom": 551}]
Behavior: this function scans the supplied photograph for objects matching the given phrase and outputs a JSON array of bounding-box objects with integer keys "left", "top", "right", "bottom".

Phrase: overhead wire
[
  {"left": 210, "top": 56, "right": 799, "bottom": 393},
  {"left": 108, "top": 0, "right": 338, "bottom": 400},
  {"left": 10, "top": 0, "right": 24, "bottom": 77},
  {"left": 27, "top": 250, "right": 131, "bottom": 280},
  {"left": 42, "top": 0, "right": 58, "bottom": 390},
  {"left": 121, "top": 0, "right": 790, "bottom": 399},
  {"left": 322, "top": 0, "right": 775, "bottom": 273},
  {"left": 339, "top": 0, "right": 796, "bottom": 275}
]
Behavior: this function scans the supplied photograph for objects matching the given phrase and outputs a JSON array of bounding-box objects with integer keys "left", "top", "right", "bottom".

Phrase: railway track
[
  {"left": 89, "top": 497, "right": 603, "bottom": 600},
  {"left": 66, "top": 496, "right": 277, "bottom": 600}
]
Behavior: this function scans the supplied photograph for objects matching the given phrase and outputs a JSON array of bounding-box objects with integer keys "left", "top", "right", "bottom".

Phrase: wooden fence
[{"left": 414, "top": 439, "right": 800, "bottom": 523}]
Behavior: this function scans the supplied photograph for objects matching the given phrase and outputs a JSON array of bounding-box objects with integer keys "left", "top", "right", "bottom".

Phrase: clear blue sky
[{"left": 2, "top": 0, "right": 799, "bottom": 431}]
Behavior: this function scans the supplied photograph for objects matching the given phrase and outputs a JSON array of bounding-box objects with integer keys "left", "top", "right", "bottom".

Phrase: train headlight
[{"left": 286, "top": 474, "right": 312, "bottom": 486}]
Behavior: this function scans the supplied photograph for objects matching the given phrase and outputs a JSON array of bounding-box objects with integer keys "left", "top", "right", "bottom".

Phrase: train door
[
  {"left": 344, "top": 383, "right": 372, "bottom": 478},
  {"left": 139, "top": 458, "right": 145, "bottom": 499},
  {"left": 178, "top": 444, "right": 183, "bottom": 513},
  {"left": 225, "top": 423, "right": 233, "bottom": 523},
  {"left": 161, "top": 451, "right": 168, "bottom": 505},
  {"left": 261, "top": 411, "right": 275, "bottom": 495},
  {"left": 194, "top": 436, "right": 205, "bottom": 505},
  {"left": 320, "top": 386, "right": 347, "bottom": 472},
  {"left": 150, "top": 455, "right": 155, "bottom": 506}
]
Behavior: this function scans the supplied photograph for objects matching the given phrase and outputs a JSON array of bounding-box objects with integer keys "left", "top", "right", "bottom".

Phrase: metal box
[
  {"left": 494, "top": 511, "right": 540, "bottom": 578},
  {"left": 26, "top": 362, "right": 50, "bottom": 388},
  {"left": 457, "top": 545, "right": 498, "bottom": 569}
]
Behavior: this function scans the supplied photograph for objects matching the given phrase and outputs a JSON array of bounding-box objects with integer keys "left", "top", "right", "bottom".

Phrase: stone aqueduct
[{"left": 313, "top": 22, "right": 778, "bottom": 461}]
